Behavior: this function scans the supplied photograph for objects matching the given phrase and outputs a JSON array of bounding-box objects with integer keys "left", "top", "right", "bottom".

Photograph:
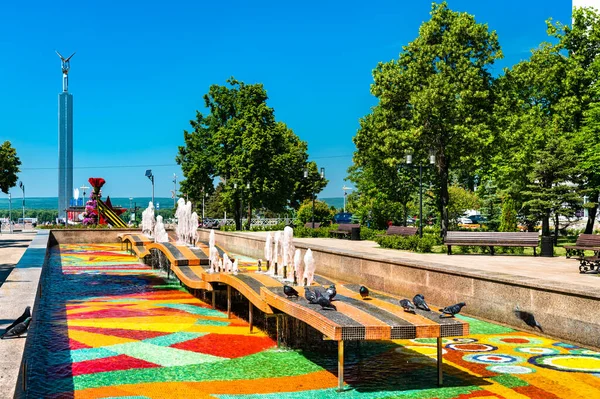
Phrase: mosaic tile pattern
[{"left": 21, "top": 243, "right": 600, "bottom": 398}]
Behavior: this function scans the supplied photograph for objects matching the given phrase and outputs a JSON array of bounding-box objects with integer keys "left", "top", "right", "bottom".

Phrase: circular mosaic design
[
  {"left": 446, "top": 343, "right": 497, "bottom": 352},
  {"left": 570, "top": 349, "right": 600, "bottom": 356},
  {"left": 515, "top": 347, "right": 559, "bottom": 355},
  {"left": 488, "top": 336, "right": 543, "bottom": 346},
  {"left": 464, "top": 354, "right": 524, "bottom": 365},
  {"left": 529, "top": 355, "right": 600, "bottom": 373},
  {"left": 553, "top": 342, "right": 579, "bottom": 349},
  {"left": 487, "top": 365, "right": 535, "bottom": 374},
  {"left": 452, "top": 338, "right": 478, "bottom": 343}
]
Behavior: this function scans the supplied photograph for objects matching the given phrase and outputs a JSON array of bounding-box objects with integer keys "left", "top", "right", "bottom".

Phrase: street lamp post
[
  {"left": 304, "top": 167, "right": 325, "bottom": 228},
  {"left": 342, "top": 185, "right": 353, "bottom": 213},
  {"left": 145, "top": 170, "right": 155, "bottom": 208},
  {"left": 8, "top": 193, "right": 12, "bottom": 234},
  {"left": 19, "top": 181, "right": 25, "bottom": 225},
  {"left": 172, "top": 174, "right": 177, "bottom": 208},
  {"left": 405, "top": 150, "right": 435, "bottom": 238}
]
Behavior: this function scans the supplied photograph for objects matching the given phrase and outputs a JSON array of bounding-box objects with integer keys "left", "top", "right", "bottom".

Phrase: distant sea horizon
[{"left": 0, "top": 196, "right": 346, "bottom": 211}]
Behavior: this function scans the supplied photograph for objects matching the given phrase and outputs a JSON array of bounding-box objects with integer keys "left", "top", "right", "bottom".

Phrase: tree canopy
[
  {"left": 177, "top": 78, "right": 324, "bottom": 229},
  {"left": 0, "top": 141, "right": 21, "bottom": 194}
]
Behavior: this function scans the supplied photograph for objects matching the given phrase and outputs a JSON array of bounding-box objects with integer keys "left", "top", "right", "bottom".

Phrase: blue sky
[{"left": 0, "top": 0, "right": 570, "bottom": 201}]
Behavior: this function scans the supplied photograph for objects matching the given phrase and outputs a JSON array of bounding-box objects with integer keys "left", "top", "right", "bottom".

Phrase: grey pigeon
[
  {"left": 399, "top": 299, "right": 416, "bottom": 313},
  {"left": 316, "top": 295, "right": 337, "bottom": 310},
  {"left": 514, "top": 306, "right": 543, "bottom": 332},
  {"left": 413, "top": 294, "right": 430, "bottom": 311},
  {"left": 359, "top": 285, "right": 369, "bottom": 299},
  {"left": 3, "top": 306, "right": 31, "bottom": 334},
  {"left": 1, "top": 317, "right": 31, "bottom": 339},
  {"left": 283, "top": 285, "right": 299, "bottom": 298},
  {"left": 439, "top": 302, "right": 466, "bottom": 318},
  {"left": 325, "top": 284, "right": 336, "bottom": 301},
  {"left": 304, "top": 287, "right": 319, "bottom": 304}
]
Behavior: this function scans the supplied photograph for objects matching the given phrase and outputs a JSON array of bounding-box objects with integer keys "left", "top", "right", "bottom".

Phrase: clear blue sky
[{"left": 0, "top": 0, "right": 570, "bottom": 201}]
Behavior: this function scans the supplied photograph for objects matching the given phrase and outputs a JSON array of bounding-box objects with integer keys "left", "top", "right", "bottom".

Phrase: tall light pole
[
  {"left": 172, "top": 173, "right": 177, "bottom": 208},
  {"left": 405, "top": 149, "right": 436, "bottom": 238},
  {"left": 18, "top": 181, "right": 25, "bottom": 224},
  {"left": 145, "top": 169, "right": 154, "bottom": 208},
  {"left": 8, "top": 193, "right": 12, "bottom": 234},
  {"left": 342, "top": 185, "right": 353, "bottom": 213},
  {"left": 304, "top": 167, "right": 325, "bottom": 228}
]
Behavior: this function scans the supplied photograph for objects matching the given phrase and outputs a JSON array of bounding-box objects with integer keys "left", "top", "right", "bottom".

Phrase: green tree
[
  {"left": 296, "top": 199, "right": 334, "bottom": 225},
  {"left": 0, "top": 141, "right": 21, "bottom": 194},
  {"left": 356, "top": 2, "right": 501, "bottom": 237},
  {"left": 447, "top": 186, "right": 480, "bottom": 227},
  {"left": 498, "top": 197, "right": 518, "bottom": 232},
  {"left": 177, "top": 78, "right": 318, "bottom": 230}
]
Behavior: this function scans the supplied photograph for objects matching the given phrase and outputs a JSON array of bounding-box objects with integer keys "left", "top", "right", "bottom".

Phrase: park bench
[
  {"left": 304, "top": 222, "right": 321, "bottom": 228},
  {"left": 445, "top": 231, "right": 539, "bottom": 256},
  {"left": 378, "top": 225, "right": 418, "bottom": 237},
  {"left": 329, "top": 223, "right": 360, "bottom": 239},
  {"left": 563, "top": 234, "right": 600, "bottom": 259}
]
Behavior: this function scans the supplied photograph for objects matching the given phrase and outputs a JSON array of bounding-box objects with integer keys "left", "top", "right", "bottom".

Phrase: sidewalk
[{"left": 0, "top": 231, "right": 39, "bottom": 398}]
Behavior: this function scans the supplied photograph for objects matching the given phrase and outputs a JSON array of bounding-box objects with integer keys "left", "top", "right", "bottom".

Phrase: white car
[{"left": 459, "top": 216, "right": 473, "bottom": 224}]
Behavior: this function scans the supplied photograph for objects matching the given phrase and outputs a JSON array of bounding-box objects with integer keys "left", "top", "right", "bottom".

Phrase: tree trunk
[
  {"left": 541, "top": 211, "right": 550, "bottom": 237},
  {"left": 234, "top": 198, "right": 241, "bottom": 230},
  {"left": 585, "top": 191, "right": 599, "bottom": 234},
  {"left": 554, "top": 212, "right": 559, "bottom": 245},
  {"left": 439, "top": 156, "right": 450, "bottom": 239},
  {"left": 247, "top": 202, "right": 252, "bottom": 229}
]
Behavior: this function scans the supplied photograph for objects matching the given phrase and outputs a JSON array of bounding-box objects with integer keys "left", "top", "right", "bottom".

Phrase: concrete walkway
[
  {"left": 241, "top": 232, "right": 600, "bottom": 293},
  {"left": 0, "top": 231, "right": 45, "bottom": 399}
]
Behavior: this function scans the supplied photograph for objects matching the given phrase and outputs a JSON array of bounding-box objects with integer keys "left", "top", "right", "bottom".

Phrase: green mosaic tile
[
  {"left": 143, "top": 332, "right": 206, "bottom": 347},
  {"left": 194, "top": 319, "right": 230, "bottom": 326},
  {"left": 490, "top": 374, "right": 528, "bottom": 388},
  {"left": 160, "top": 303, "right": 229, "bottom": 318},
  {"left": 104, "top": 341, "right": 224, "bottom": 367},
  {"left": 67, "top": 349, "right": 323, "bottom": 392},
  {"left": 456, "top": 314, "right": 515, "bottom": 335}
]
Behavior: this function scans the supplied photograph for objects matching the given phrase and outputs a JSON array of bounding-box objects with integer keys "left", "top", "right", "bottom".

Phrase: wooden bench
[
  {"left": 304, "top": 222, "right": 321, "bottom": 228},
  {"left": 564, "top": 234, "right": 600, "bottom": 259},
  {"left": 445, "top": 231, "right": 539, "bottom": 256},
  {"left": 329, "top": 223, "right": 360, "bottom": 239},
  {"left": 379, "top": 225, "right": 418, "bottom": 237}
]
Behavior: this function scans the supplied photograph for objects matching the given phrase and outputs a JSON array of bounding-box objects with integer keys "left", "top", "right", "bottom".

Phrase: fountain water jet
[
  {"left": 154, "top": 215, "right": 169, "bottom": 243},
  {"left": 264, "top": 232, "right": 272, "bottom": 273},
  {"left": 141, "top": 202, "right": 156, "bottom": 237},
  {"left": 303, "top": 249, "right": 315, "bottom": 286}
]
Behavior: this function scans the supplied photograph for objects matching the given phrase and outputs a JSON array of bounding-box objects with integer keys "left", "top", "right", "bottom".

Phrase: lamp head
[
  {"left": 303, "top": 168, "right": 308, "bottom": 179},
  {"left": 320, "top": 167, "right": 325, "bottom": 179},
  {"left": 145, "top": 169, "right": 153, "bottom": 178}
]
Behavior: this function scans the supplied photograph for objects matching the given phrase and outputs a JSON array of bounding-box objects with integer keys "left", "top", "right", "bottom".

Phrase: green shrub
[
  {"left": 375, "top": 234, "right": 438, "bottom": 253},
  {"left": 360, "top": 227, "right": 385, "bottom": 241},
  {"left": 294, "top": 226, "right": 334, "bottom": 238}
]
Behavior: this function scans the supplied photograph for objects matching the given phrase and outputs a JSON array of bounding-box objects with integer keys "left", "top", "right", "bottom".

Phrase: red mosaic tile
[
  {"left": 68, "top": 308, "right": 159, "bottom": 319},
  {"left": 69, "top": 338, "right": 92, "bottom": 350},
  {"left": 50, "top": 354, "right": 159, "bottom": 378},
  {"left": 171, "top": 333, "right": 275, "bottom": 358}
]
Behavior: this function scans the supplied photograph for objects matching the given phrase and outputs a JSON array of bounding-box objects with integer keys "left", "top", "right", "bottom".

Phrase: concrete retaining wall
[
  {"left": 49, "top": 229, "right": 146, "bottom": 246},
  {"left": 197, "top": 229, "right": 600, "bottom": 349}
]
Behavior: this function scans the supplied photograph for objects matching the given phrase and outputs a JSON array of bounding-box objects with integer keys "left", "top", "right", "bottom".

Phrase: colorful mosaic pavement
[{"left": 21, "top": 243, "right": 600, "bottom": 398}]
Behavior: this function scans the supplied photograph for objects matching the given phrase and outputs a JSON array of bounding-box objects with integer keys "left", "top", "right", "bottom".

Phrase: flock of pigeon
[{"left": 283, "top": 284, "right": 467, "bottom": 318}]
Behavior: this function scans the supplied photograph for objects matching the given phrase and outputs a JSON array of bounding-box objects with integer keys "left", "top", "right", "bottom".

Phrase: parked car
[
  {"left": 468, "top": 215, "right": 487, "bottom": 224},
  {"left": 459, "top": 216, "right": 473, "bottom": 224}
]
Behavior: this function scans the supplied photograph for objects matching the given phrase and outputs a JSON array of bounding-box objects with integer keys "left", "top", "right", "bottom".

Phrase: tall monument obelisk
[{"left": 57, "top": 51, "right": 75, "bottom": 221}]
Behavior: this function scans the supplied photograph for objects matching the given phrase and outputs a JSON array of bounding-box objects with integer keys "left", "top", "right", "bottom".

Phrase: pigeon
[
  {"left": 1, "top": 317, "right": 31, "bottom": 339},
  {"left": 283, "top": 285, "right": 299, "bottom": 298},
  {"left": 413, "top": 294, "right": 430, "bottom": 311},
  {"left": 304, "top": 287, "right": 319, "bottom": 304},
  {"left": 359, "top": 286, "right": 369, "bottom": 299},
  {"left": 325, "top": 284, "right": 337, "bottom": 301},
  {"left": 514, "top": 306, "right": 543, "bottom": 332},
  {"left": 439, "top": 302, "right": 466, "bottom": 318},
  {"left": 316, "top": 295, "right": 337, "bottom": 310},
  {"left": 399, "top": 299, "right": 416, "bottom": 313},
  {"left": 3, "top": 306, "right": 31, "bottom": 333}
]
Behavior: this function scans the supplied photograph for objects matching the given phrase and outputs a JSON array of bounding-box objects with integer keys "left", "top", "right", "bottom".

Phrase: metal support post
[
  {"left": 338, "top": 340, "right": 345, "bottom": 392},
  {"left": 437, "top": 336, "right": 443, "bottom": 386},
  {"left": 311, "top": 193, "right": 315, "bottom": 228},
  {"left": 227, "top": 286, "right": 232, "bottom": 318},
  {"left": 249, "top": 302, "right": 254, "bottom": 333},
  {"left": 212, "top": 290, "right": 216, "bottom": 309}
]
